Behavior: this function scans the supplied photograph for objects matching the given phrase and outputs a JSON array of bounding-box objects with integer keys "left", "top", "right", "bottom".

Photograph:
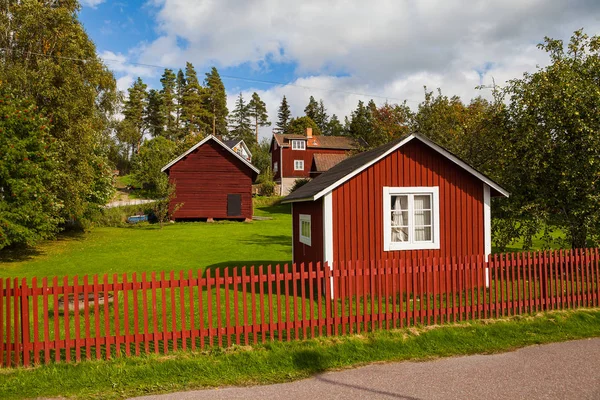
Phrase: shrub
[{"left": 290, "top": 178, "right": 311, "bottom": 193}]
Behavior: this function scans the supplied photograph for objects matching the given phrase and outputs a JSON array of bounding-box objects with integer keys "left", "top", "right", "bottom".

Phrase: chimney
[{"left": 306, "top": 127, "right": 313, "bottom": 138}]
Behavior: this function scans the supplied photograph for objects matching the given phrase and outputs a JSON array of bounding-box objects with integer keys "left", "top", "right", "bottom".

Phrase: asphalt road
[{"left": 133, "top": 338, "right": 600, "bottom": 400}]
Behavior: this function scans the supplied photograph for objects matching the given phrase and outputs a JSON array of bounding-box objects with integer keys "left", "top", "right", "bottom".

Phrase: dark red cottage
[
  {"left": 281, "top": 133, "right": 509, "bottom": 270},
  {"left": 161, "top": 135, "right": 259, "bottom": 221}
]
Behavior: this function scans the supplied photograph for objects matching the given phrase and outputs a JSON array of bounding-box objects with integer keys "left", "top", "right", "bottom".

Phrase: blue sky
[{"left": 79, "top": 0, "right": 600, "bottom": 140}]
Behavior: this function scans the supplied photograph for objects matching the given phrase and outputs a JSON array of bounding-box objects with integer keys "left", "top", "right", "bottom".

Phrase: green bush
[
  {"left": 290, "top": 178, "right": 310, "bottom": 193},
  {"left": 89, "top": 204, "right": 155, "bottom": 227}
]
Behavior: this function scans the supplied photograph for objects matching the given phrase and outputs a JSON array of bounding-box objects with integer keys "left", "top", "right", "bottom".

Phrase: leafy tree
[
  {"left": 0, "top": 91, "right": 62, "bottom": 249},
  {"left": 286, "top": 116, "right": 321, "bottom": 136},
  {"left": 325, "top": 114, "right": 345, "bottom": 136},
  {"left": 203, "top": 67, "right": 229, "bottom": 136},
  {"left": 146, "top": 89, "right": 164, "bottom": 138},
  {"left": 370, "top": 102, "right": 413, "bottom": 147},
  {"left": 0, "top": 0, "right": 119, "bottom": 221},
  {"left": 131, "top": 136, "right": 178, "bottom": 195},
  {"left": 160, "top": 68, "right": 178, "bottom": 141},
  {"left": 182, "top": 62, "right": 210, "bottom": 136},
  {"left": 249, "top": 138, "right": 271, "bottom": 181},
  {"left": 122, "top": 77, "right": 148, "bottom": 154},
  {"left": 499, "top": 30, "right": 600, "bottom": 248},
  {"left": 275, "top": 95, "right": 291, "bottom": 133},
  {"left": 228, "top": 93, "right": 253, "bottom": 142},
  {"left": 247, "top": 92, "right": 271, "bottom": 144}
]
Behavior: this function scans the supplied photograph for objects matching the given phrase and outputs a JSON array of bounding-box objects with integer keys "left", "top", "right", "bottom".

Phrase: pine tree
[
  {"left": 304, "top": 96, "right": 319, "bottom": 121},
  {"left": 275, "top": 95, "right": 291, "bottom": 133},
  {"left": 160, "top": 68, "right": 177, "bottom": 140},
  {"left": 247, "top": 92, "right": 271, "bottom": 144},
  {"left": 175, "top": 69, "right": 186, "bottom": 140},
  {"left": 326, "top": 114, "right": 345, "bottom": 136},
  {"left": 203, "top": 67, "right": 229, "bottom": 136},
  {"left": 347, "top": 100, "right": 374, "bottom": 148},
  {"left": 228, "top": 93, "right": 253, "bottom": 143},
  {"left": 316, "top": 100, "right": 329, "bottom": 133},
  {"left": 181, "top": 62, "right": 210, "bottom": 137},
  {"left": 122, "top": 77, "right": 148, "bottom": 154},
  {"left": 146, "top": 89, "right": 164, "bottom": 138}
]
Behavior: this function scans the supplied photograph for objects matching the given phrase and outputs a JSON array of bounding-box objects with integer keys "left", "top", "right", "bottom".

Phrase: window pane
[
  {"left": 391, "top": 227, "right": 408, "bottom": 242},
  {"left": 391, "top": 195, "right": 408, "bottom": 210},
  {"left": 391, "top": 211, "right": 408, "bottom": 227},
  {"left": 414, "top": 210, "right": 431, "bottom": 226},
  {"left": 414, "top": 226, "right": 432, "bottom": 242},
  {"left": 414, "top": 195, "right": 431, "bottom": 210}
]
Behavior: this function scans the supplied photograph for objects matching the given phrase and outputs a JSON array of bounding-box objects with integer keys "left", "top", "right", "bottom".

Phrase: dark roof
[
  {"left": 223, "top": 139, "right": 241, "bottom": 149},
  {"left": 312, "top": 153, "right": 349, "bottom": 172},
  {"left": 273, "top": 133, "right": 359, "bottom": 150},
  {"left": 284, "top": 136, "right": 408, "bottom": 202},
  {"left": 282, "top": 133, "right": 510, "bottom": 203}
]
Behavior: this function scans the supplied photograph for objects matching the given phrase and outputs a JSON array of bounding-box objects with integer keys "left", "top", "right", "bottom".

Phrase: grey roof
[
  {"left": 223, "top": 139, "right": 241, "bottom": 149},
  {"left": 282, "top": 133, "right": 509, "bottom": 203}
]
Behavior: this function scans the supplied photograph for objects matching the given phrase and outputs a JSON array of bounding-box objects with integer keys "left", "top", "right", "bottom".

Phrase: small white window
[
  {"left": 383, "top": 187, "right": 440, "bottom": 251},
  {"left": 294, "top": 160, "right": 304, "bottom": 171},
  {"left": 299, "top": 214, "right": 311, "bottom": 246},
  {"left": 274, "top": 161, "right": 278, "bottom": 173},
  {"left": 291, "top": 140, "right": 306, "bottom": 150}
]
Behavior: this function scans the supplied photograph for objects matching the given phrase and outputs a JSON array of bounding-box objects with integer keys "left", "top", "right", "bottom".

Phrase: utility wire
[{"left": 0, "top": 47, "right": 420, "bottom": 103}]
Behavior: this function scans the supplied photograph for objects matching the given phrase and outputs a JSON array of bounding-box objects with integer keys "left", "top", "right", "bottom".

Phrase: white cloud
[
  {"left": 80, "top": 0, "right": 105, "bottom": 8},
  {"left": 99, "top": 51, "right": 155, "bottom": 92}
]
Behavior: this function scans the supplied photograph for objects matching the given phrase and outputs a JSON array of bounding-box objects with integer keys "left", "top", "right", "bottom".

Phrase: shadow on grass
[
  {"left": 0, "top": 230, "right": 86, "bottom": 263},
  {"left": 239, "top": 234, "right": 292, "bottom": 247}
]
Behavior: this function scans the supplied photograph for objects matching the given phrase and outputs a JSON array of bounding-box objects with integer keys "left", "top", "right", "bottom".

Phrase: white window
[
  {"left": 291, "top": 140, "right": 306, "bottom": 150},
  {"left": 299, "top": 214, "right": 312, "bottom": 246},
  {"left": 383, "top": 187, "right": 440, "bottom": 251},
  {"left": 294, "top": 160, "right": 304, "bottom": 171},
  {"left": 274, "top": 161, "right": 278, "bottom": 173}
]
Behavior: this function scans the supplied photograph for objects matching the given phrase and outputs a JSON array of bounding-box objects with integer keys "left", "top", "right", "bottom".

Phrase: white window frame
[
  {"left": 294, "top": 160, "right": 304, "bottom": 171},
  {"left": 291, "top": 140, "right": 306, "bottom": 150},
  {"left": 299, "top": 214, "right": 312, "bottom": 246},
  {"left": 273, "top": 161, "right": 278, "bottom": 173},
  {"left": 383, "top": 186, "right": 440, "bottom": 251}
]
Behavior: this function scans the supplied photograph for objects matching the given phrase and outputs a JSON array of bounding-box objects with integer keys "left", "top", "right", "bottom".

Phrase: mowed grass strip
[{"left": 1, "top": 309, "right": 600, "bottom": 400}]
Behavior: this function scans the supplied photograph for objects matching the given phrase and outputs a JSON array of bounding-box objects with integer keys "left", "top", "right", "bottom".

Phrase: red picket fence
[{"left": 1, "top": 248, "right": 599, "bottom": 367}]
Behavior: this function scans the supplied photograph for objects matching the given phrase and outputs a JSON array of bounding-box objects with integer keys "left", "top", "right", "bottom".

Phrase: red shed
[
  {"left": 281, "top": 133, "right": 509, "bottom": 270},
  {"left": 161, "top": 135, "right": 259, "bottom": 221}
]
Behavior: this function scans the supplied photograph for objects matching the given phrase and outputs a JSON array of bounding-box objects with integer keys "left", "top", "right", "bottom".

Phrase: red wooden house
[
  {"left": 161, "top": 135, "right": 260, "bottom": 221},
  {"left": 282, "top": 133, "right": 509, "bottom": 269},
  {"left": 270, "top": 128, "right": 360, "bottom": 195}
]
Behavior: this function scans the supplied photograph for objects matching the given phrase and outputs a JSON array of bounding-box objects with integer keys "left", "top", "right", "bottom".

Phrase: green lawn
[{"left": 0, "top": 201, "right": 292, "bottom": 280}]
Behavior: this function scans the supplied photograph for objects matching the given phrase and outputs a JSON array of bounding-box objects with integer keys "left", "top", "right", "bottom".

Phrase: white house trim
[
  {"left": 484, "top": 183, "right": 492, "bottom": 287},
  {"left": 323, "top": 192, "right": 334, "bottom": 297},
  {"left": 161, "top": 135, "right": 260, "bottom": 174},
  {"left": 291, "top": 134, "right": 509, "bottom": 203}
]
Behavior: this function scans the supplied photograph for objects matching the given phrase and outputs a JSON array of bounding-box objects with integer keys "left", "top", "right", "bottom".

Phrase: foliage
[
  {"left": 89, "top": 204, "right": 155, "bottom": 228},
  {"left": 228, "top": 93, "right": 253, "bottom": 143},
  {"left": 151, "top": 180, "right": 182, "bottom": 228},
  {"left": 160, "top": 68, "right": 179, "bottom": 141},
  {"left": 325, "top": 114, "right": 345, "bottom": 136},
  {"left": 0, "top": 91, "right": 62, "bottom": 249},
  {"left": 131, "top": 137, "right": 177, "bottom": 195},
  {"left": 145, "top": 89, "right": 164, "bottom": 138},
  {"left": 290, "top": 178, "right": 311, "bottom": 193},
  {"left": 305, "top": 96, "right": 329, "bottom": 133},
  {"left": 247, "top": 92, "right": 271, "bottom": 145},
  {"left": 275, "top": 95, "right": 291, "bottom": 133},
  {"left": 182, "top": 62, "right": 210, "bottom": 137},
  {"left": 203, "top": 67, "right": 229, "bottom": 137},
  {"left": 0, "top": 0, "right": 119, "bottom": 222},
  {"left": 346, "top": 100, "right": 374, "bottom": 146},
  {"left": 258, "top": 166, "right": 276, "bottom": 196},
  {"left": 499, "top": 30, "right": 600, "bottom": 249},
  {"left": 250, "top": 138, "right": 272, "bottom": 181},
  {"left": 121, "top": 77, "right": 148, "bottom": 154},
  {"left": 286, "top": 116, "right": 321, "bottom": 136}
]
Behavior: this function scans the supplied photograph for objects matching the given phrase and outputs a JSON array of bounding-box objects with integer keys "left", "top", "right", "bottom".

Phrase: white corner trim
[
  {"left": 484, "top": 183, "right": 491, "bottom": 257},
  {"left": 383, "top": 186, "right": 440, "bottom": 251},
  {"left": 299, "top": 214, "right": 312, "bottom": 246},
  {"left": 291, "top": 203, "right": 295, "bottom": 265},
  {"left": 161, "top": 135, "right": 260, "bottom": 174},
  {"left": 323, "top": 192, "right": 333, "bottom": 266}
]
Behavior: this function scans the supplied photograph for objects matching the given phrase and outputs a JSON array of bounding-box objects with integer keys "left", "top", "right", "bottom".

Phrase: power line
[{"left": 0, "top": 47, "right": 420, "bottom": 103}]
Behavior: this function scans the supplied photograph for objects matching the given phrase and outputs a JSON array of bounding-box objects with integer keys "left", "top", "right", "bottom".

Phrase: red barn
[
  {"left": 270, "top": 128, "right": 360, "bottom": 195},
  {"left": 281, "top": 133, "right": 509, "bottom": 269},
  {"left": 161, "top": 135, "right": 259, "bottom": 221}
]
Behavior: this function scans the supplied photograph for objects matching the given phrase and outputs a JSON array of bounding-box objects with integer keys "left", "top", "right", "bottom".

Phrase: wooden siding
[
  {"left": 281, "top": 147, "right": 349, "bottom": 178},
  {"left": 292, "top": 201, "right": 324, "bottom": 265},
  {"left": 332, "top": 139, "right": 485, "bottom": 264},
  {"left": 168, "top": 140, "right": 254, "bottom": 219},
  {"left": 271, "top": 140, "right": 282, "bottom": 181}
]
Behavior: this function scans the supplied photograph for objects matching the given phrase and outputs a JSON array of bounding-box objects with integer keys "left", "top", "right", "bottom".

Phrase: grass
[
  {"left": 1, "top": 309, "right": 599, "bottom": 400},
  {"left": 0, "top": 200, "right": 291, "bottom": 280}
]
